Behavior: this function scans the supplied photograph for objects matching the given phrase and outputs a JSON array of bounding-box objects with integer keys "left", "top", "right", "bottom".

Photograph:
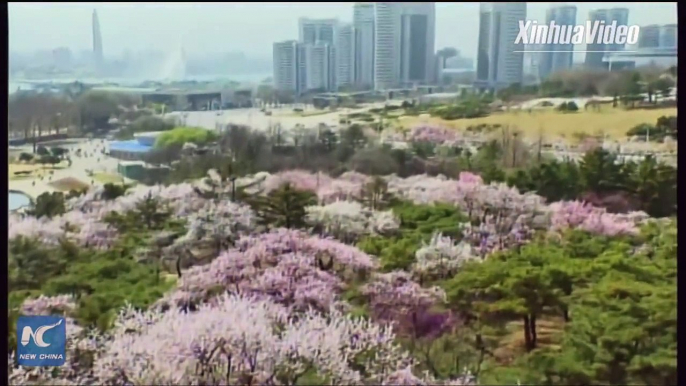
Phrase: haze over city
[{"left": 10, "top": 2, "right": 677, "bottom": 61}]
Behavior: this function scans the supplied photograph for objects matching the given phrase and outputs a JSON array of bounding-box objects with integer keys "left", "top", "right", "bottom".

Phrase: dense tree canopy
[
  {"left": 154, "top": 126, "right": 219, "bottom": 148},
  {"left": 8, "top": 164, "right": 675, "bottom": 385},
  {"left": 6, "top": 90, "right": 676, "bottom": 385}
]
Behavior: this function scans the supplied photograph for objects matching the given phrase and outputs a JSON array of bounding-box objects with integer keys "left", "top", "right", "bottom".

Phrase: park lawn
[
  {"left": 8, "top": 163, "right": 67, "bottom": 180},
  {"left": 398, "top": 107, "right": 677, "bottom": 142},
  {"left": 303, "top": 109, "right": 337, "bottom": 117},
  {"left": 49, "top": 177, "right": 90, "bottom": 192},
  {"left": 93, "top": 172, "right": 126, "bottom": 185},
  {"left": 162, "top": 273, "right": 179, "bottom": 284},
  {"left": 9, "top": 164, "right": 43, "bottom": 180}
]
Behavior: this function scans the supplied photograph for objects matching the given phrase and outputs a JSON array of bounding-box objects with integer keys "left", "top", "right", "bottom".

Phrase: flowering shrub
[
  {"left": 263, "top": 169, "right": 333, "bottom": 194},
  {"left": 413, "top": 233, "right": 477, "bottom": 280},
  {"left": 20, "top": 294, "right": 77, "bottom": 316},
  {"left": 362, "top": 271, "right": 454, "bottom": 340},
  {"left": 305, "top": 200, "right": 400, "bottom": 242},
  {"left": 9, "top": 166, "right": 666, "bottom": 386},
  {"left": 9, "top": 211, "right": 119, "bottom": 248},
  {"left": 410, "top": 125, "right": 459, "bottom": 145},
  {"left": 10, "top": 295, "right": 423, "bottom": 386},
  {"left": 549, "top": 200, "right": 640, "bottom": 236},
  {"left": 182, "top": 199, "right": 256, "bottom": 246},
  {"left": 161, "top": 228, "right": 376, "bottom": 310}
]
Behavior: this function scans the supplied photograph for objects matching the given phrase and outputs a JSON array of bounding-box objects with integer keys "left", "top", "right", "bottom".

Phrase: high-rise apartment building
[
  {"left": 353, "top": 2, "right": 375, "bottom": 88},
  {"left": 606, "top": 8, "right": 629, "bottom": 53},
  {"left": 92, "top": 9, "right": 104, "bottom": 68},
  {"left": 275, "top": 3, "right": 438, "bottom": 93},
  {"left": 336, "top": 24, "right": 355, "bottom": 88},
  {"left": 476, "top": 5, "right": 492, "bottom": 83},
  {"left": 639, "top": 25, "right": 661, "bottom": 49},
  {"left": 660, "top": 24, "right": 678, "bottom": 48},
  {"left": 584, "top": 9, "right": 608, "bottom": 68},
  {"left": 374, "top": 2, "right": 402, "bottom": 90},
  {"left": 298, "top": 18, "right": 338, "bottom": 92},
  {"left": 585, "top": 8, "right": 630, "bottom": 69},
  {"left": 538, "top": 4, "right": 577, "bottom": 79},
  {"left": 304, "top": 42, "right": 335, "bottom": 91},
  {"left": 296, "top": 44, "right": 308, "bottom": 93},
  {"left": 373, "top": 2, "right": 435, "bottom": 90},
  {"left": 475, "top": 2, "right": 527, "bottom": 91},
  {"left": 399, "top": 3, "right": 436, "bottom": 87},
  {"left": 273, "top": 40, "right": 302, "bottom": 94},
  {"left": 299, "top": 18, "right": 338, "bottom": 45}
]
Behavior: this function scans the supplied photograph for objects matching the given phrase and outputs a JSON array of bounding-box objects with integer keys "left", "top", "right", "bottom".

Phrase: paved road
[{"left": 162, "top": 102, "right": 394, "bottom": 132}]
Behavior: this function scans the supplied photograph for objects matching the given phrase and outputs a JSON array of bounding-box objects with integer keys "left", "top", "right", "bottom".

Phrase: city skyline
[
  {"left": 273, "top": 3, "right": 437, "bottom": 93},
  {"left": 9, "top": 2, "right": 678, "bottom": 62}
]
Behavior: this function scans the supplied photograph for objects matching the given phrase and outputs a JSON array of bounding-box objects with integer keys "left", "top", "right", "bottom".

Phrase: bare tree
[
  {"left": 497, "top": 125, "right": 531, "bottom": 168},
  {"left": 9, "top": 94, "right": 77, "bottom": 151}
]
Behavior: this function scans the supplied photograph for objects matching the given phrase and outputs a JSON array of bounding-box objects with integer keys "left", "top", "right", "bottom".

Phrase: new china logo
[{"left": 16, "top": 316, "right": 66, "bottom": 367}]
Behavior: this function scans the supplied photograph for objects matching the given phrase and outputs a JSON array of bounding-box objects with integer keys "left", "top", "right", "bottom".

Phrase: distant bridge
[{"left": 604, "top": 47, "right": 677, "bottom": 60}]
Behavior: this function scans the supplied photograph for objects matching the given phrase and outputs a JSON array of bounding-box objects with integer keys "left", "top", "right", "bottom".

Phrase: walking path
[{"left": 9, "top": 138, "right": 133, "bottom": 198}]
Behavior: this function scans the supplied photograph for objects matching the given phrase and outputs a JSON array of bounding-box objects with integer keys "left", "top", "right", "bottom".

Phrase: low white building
[{"left": 417, "top": 92, "right": 461, "bottom": 105}]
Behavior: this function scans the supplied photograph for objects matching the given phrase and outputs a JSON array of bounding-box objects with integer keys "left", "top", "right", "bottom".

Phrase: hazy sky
[{"left": 9, "top": 2, "right": 678, "bottom": 60}]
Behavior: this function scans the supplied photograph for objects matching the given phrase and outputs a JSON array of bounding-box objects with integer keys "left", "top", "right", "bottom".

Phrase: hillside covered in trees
[{"left": 9, "top": 152, "right": 676, "bottom": 385}]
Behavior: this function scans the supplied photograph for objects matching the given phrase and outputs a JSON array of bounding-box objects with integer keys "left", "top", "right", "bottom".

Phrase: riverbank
[{"left": 9, "top": 73, "right": 272, "bottom": 95}]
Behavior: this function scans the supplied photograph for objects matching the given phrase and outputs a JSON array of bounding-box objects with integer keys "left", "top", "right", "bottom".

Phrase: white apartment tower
[
  {"left": 298, "top": 18, "right": 338, "bottom": 92},
  {"left": 304, "top": 42, "right": 335, "bottom": 91},
  {"left": 373, "top": 2, "right": 402, "bottom": 90},
  {"left": 273, "top": 40, "right": 301, "bottom": 93},
  {"left": 475, "top": 2, "right": 527, "bottom": 91},
  {"left": 353, "top": 2, "right": 375, "bottom": 88},
  {"left": 299, "top": 18, "right": 338, "bottom": 45},
  {"left": 336, "top": 23, "right": 355, "bottom": 88}
]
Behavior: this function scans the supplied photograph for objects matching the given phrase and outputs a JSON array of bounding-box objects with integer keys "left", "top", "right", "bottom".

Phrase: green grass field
[
  {"left": 93, "top": 172, "right": 126, "bottom": 185},
  {"left": 9, "top": 162, "right": 68, "bottom": 181}
]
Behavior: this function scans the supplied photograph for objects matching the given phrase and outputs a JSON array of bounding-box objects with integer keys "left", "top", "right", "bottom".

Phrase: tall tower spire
[{"left": 92, "top": 9, "right": 104, "bottom": 69}]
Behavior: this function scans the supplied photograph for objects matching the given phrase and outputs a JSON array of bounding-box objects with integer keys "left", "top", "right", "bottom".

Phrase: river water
[{"left": 9, "top": 72, "right": 272, "bottom": 95}]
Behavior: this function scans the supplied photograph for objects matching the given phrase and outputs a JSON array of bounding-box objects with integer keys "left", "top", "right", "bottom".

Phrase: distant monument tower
[{"left": 92, "top": 9, "right": 104, "bottom": 70}]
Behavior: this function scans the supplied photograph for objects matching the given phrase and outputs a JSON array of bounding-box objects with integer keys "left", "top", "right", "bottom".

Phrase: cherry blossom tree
[
  {"left": 361, "top": 271, "right": 454, "bottom": 340},
  {"left": 410, "top": 125, "right": 460, "bottom": 145},
  {"left": 549, "top": 200, "right": 642, "bottom": 236},
  {"left": 94, "top": 295, "right": 418, "bottom": 385},
  {"left": 305, "top": 200, "right": 399, "bottom": 243},
  {"left": 160, "top": 229, "right": 377, "bottom": 310},
  {"left": 413, "top": 233, "right": 478, "bottom": 281}
]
